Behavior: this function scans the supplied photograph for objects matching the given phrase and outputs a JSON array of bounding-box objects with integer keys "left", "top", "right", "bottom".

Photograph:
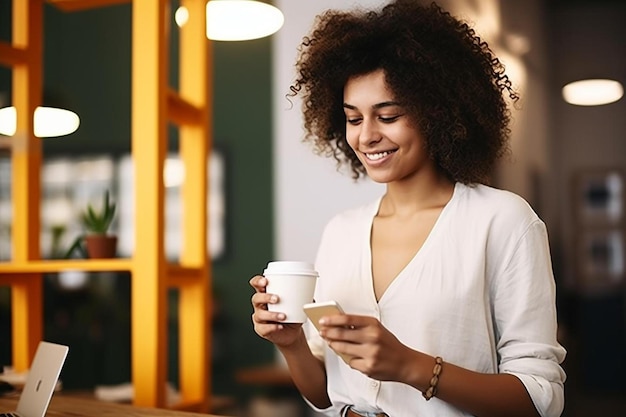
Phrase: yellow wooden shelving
[
  {"left": 0, "top": 259, "right": 134, "bottom": 273},
  {"left": 0, "top": 0, "right": 212, "bottom": 412}
]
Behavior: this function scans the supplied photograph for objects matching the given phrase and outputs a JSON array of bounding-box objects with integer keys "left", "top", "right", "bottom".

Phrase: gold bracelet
[{"left": 422, "top": 356, "right": 443, "bottom": 401}]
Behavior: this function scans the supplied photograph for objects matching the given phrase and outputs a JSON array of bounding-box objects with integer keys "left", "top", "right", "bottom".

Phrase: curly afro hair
[{"left": 288, "top": 0, "right": 519, "bottom": 184}]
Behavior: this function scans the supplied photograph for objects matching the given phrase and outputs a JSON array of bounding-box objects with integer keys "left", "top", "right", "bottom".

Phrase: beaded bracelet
[{"left": 422, "top": 356, "right": 443, "bottom": 401}]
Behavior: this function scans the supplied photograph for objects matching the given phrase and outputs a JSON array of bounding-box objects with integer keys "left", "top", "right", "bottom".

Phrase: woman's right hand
[{"left": 250, "top": 275, "right": 304, "bottom": 348}]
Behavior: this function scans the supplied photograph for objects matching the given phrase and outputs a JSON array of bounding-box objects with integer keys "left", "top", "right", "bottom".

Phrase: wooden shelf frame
[
  {"left": 0, "top": 0, "right": 45, "bottom": 377},
  {"left": 0, "top": 0, "right": 213, "bottom": 412}
]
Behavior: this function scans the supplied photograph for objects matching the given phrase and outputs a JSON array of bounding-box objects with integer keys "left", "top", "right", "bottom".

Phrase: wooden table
[{"left": 0, "top": 395, "right": 225, "bottom": 417}]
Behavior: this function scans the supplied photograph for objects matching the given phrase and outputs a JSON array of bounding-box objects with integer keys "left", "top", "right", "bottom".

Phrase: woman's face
[{"left": 343, "top": 69, "right": 435, "bottom": 184}]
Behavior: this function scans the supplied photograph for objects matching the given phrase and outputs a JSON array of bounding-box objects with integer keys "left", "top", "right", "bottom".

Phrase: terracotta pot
[{"left": 84, "top": 235, "right": 118, "bottom": 259}]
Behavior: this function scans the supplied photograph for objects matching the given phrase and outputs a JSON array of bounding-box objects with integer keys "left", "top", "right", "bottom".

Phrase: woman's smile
[{"left": 364, "top": 149, "right": 397, "bottom": 162}]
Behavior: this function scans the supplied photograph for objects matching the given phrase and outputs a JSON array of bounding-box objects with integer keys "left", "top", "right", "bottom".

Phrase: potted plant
[{"left": 65, "top": 190, "right": 118, "bottom": 259}]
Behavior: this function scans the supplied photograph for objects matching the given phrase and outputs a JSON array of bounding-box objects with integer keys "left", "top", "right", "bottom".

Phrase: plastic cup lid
[{"left": 263, "top": 261, "right": 319, "bottom": 277}]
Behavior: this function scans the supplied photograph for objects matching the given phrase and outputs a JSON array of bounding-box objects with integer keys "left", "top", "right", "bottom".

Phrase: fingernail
[
  {"left": 318, "top": 318, "right": 326, "bottom": 325},
  {"left": 277, "top": 313, "right": 286, "bottom": 320},
  {"left": 270, "top": 295, "right": 278, "bottom": 303}
]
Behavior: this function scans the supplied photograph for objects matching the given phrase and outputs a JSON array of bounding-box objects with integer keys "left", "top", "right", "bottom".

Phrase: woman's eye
[
  {"left": 345, "top": 114, "right": 400, "bottom": 125},
  {"left": 379, "top": 115, "right": 400, "bottom": 123}
]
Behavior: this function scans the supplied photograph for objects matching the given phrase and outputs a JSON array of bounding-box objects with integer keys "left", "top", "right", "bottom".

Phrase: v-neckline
[{"left": 366, "top": 182, "right": 460, "bottom": 304}]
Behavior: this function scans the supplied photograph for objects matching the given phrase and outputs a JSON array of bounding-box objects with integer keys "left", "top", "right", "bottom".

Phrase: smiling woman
[{"left": 250, "top": 1, "right": 566, "bottom": 416}]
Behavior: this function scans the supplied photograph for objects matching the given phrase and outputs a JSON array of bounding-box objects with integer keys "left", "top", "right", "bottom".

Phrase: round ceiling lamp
[
  {"left": 562, "top": 79, "right": 624, "bottom": 106},
  {"left": 0, "top": 106, "right": 80, "bottom": 138},
  {"left": 205, "top": 0, "right": 284, "bottom": 41},
  {"left": 175, "top": 5, "right": 190, "bottom": 27}
]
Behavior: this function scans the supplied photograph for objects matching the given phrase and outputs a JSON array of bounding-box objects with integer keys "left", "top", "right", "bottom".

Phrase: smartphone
[
  {"left": 303, "top": 301, "right": 353, "bottom": 363},
  {"left": 303, "top": 300, "right": 346, "bottom": 331}
]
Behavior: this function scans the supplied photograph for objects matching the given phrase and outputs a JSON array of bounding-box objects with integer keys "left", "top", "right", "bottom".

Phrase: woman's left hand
[{"left": 318, "top": 314, "right": 421, "bottom": 383}]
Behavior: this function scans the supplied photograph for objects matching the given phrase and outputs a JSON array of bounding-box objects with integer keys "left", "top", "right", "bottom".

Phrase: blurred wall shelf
[{"left": 0, "top": 0, "right": 213, "bottom": 412}]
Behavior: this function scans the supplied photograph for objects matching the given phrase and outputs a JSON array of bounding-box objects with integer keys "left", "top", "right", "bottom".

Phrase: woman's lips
[{"left": 363, "top": 149, "right": 397, "bottom": 165}]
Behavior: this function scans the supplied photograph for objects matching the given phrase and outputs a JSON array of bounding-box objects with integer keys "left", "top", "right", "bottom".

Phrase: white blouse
[{"left": 305, "top": 182, "right": 567, "bottom": 417}]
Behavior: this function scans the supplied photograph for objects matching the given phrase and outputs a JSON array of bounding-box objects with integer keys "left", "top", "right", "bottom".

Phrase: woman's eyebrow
[
  {"left": 343, "top": 101, "right": 401, "bottom": 110},
  {"left": 373, "top": 101, "right": 401, "bottom": 109}
]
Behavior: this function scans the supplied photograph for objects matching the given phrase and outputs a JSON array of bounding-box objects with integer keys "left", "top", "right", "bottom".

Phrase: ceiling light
[
  {"left": 175, "top": 5, "right": 190, "bottom": 27},
  {"left": 562, "top": 79, "right": 624, "bottom": 106},
  {"left": 206, "top": 0, "right": 284, "bottom": 41},
  {"left": 0, "top": 106, "right": 80, "bottom": 138}
]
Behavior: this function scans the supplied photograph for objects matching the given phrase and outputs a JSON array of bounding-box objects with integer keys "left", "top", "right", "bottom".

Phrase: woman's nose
[{"left": 359, "top": 119, "right": 381, "bottom": 145}]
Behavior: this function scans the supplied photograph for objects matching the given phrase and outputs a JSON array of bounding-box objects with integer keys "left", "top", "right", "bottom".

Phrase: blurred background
[{"left": 0, "top": 0, "right": 625, "bottom": 416}]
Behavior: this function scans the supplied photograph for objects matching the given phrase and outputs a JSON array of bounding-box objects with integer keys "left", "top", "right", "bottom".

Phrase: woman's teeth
[{"left": 365, "top": 151, "right": 393, "bottom": 161}]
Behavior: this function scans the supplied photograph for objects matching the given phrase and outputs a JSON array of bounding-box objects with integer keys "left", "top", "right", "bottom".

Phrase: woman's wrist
[
  {"left": 401, "top": 350, "right": 436, "bottom": 393},
  {"left": 276, "top": 328, "right": 309, "bottom": 356},
  {"left": 422, "top": 356, "right": 443, "bottom": 400}
]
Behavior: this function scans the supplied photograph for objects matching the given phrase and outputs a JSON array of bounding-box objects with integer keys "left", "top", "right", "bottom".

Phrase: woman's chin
[{"left": 364, "top": 170, "right": 395, "bottom": 184}]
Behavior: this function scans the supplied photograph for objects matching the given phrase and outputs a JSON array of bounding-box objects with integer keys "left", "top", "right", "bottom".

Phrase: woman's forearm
[
  {"left": 278, "top": 329, "right": 331, "bottom": 409},
  {"left": 404, "top": 353, "right": 539, "bottom": 417}
]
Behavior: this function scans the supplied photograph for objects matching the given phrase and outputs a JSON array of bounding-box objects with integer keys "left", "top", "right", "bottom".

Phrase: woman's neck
[{"left": 380, "top": 175, "right": 455, "bottom": 217}]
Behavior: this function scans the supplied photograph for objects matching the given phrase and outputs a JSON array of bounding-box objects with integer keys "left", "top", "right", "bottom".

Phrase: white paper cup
[{"left": 264, "top": 261, "right": 318, "bottom": 323}]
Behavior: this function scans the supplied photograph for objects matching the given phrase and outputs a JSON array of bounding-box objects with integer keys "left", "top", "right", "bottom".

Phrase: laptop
[{"left": 0, "top": 341, "right": 69, "bottom": 417}]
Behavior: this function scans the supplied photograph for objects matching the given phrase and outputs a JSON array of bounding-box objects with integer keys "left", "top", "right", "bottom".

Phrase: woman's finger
[
  {"left": 321, "top": 325, "right": 360, "bottom": 343},
  {"left": 251, "top": 292, "right": 278, "bottom": 309},
  {"left": 253, "top": 319, "right": 285, "bottom": 338},
  {"left": 249, "top": 275, "right": 268, "bottom": 291},
  {"left": 319, "top": 313, "right": 368, "bottom": 329},
  {"left": 253, "top": 308, "right": 286, "bottom": 324}
]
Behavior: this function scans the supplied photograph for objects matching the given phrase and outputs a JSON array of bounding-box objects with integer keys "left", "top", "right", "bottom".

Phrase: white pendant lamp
[
  {"left": 177, "top": 2, "right": 285, "bottom": 41},
  {"left": 205, "top": 0, "right": 284, "bottom": 41},
  {"left": 0, "top": 106, "right": 80, "bottom": 138},
  {"left": 562, "top": 79, "right": 624, "bottom": 106}
]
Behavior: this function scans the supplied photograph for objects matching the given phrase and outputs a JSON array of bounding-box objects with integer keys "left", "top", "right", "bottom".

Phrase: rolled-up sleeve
[{"left": 493, "top": 220, "right": 567, "bottom": 417}]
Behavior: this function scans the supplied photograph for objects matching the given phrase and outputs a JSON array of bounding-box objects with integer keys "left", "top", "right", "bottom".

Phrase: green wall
[
  {"left": 0, "top": 1, "right": 275, "bottom": 399},
  {"left": 211, "top": 28, "right": 277, "bottom": 397}
]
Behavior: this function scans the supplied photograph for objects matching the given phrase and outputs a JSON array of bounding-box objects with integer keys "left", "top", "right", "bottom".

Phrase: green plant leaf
[
  {"left": 81, "top": 190, "right": 117, "bottom": 234},
  {"left": 64, "top": 235, "right": 87, "bottom": 259}
]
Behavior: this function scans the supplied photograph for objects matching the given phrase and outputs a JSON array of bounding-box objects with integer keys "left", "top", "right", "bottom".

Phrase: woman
[{"left": 250, "top": 1, "right": 566, "bottom": 416}]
